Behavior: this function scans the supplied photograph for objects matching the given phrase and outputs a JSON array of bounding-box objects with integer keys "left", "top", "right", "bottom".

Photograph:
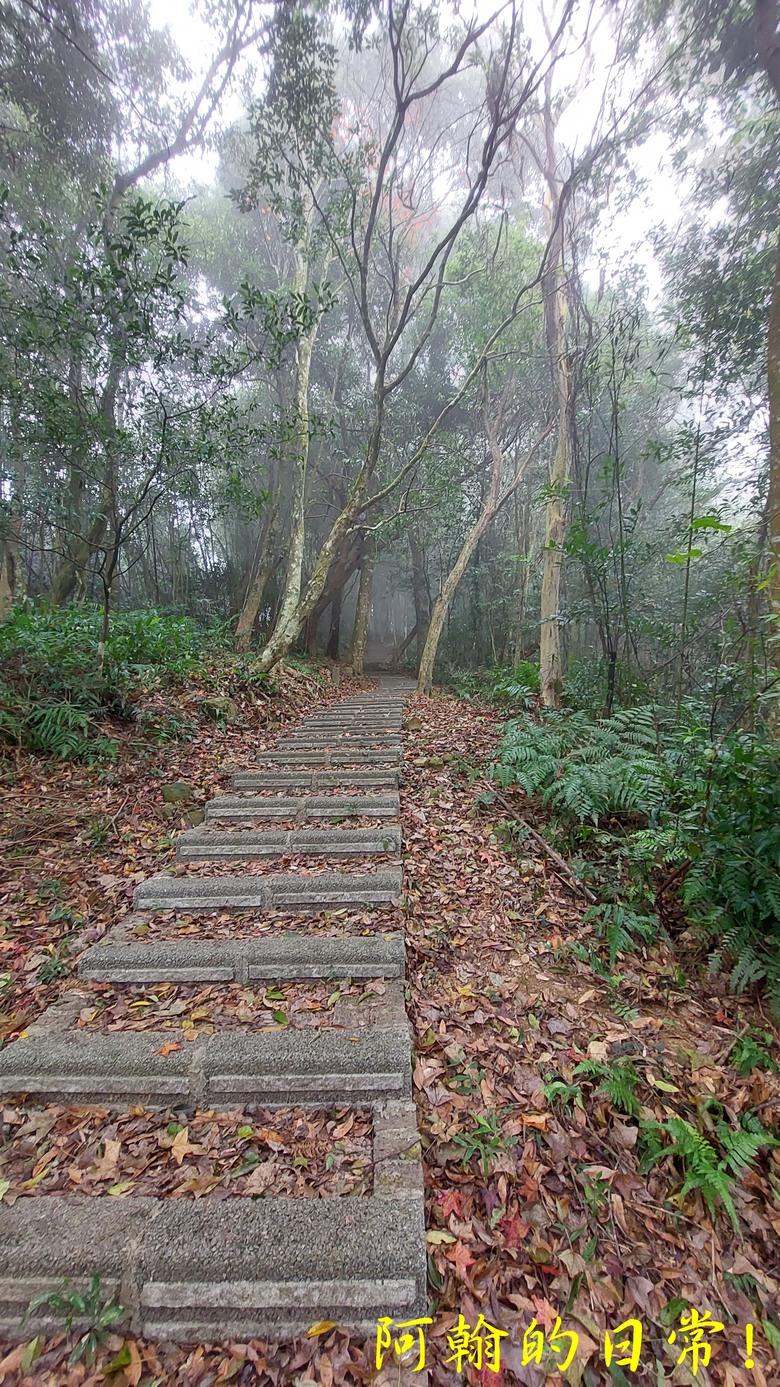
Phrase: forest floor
[{"left": 0, "top": 674, "right": 779, "bottom": 1386}]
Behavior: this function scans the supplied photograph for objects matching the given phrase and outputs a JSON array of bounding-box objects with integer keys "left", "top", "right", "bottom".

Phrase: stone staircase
[{"left": 0, "top": 680, "right": 425, "bottom": 1342}]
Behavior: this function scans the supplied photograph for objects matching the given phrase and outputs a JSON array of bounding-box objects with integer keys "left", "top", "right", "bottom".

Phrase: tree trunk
[
  {"left": 417, "top": 415, "right": 552, "bottom": 694},
  {"left": 538, "top": 85, "right": 574, "bottom": 710},
  {"left": 350, "top": 540, "right": 376, "bottom": 676},
  {"left": 539, "top": 395, "right": 570, "bottom": 708},
  {"left": 326, "top": 585, "right": 343, "bottom": 659},
  {"left": 235, "top": 555, "right": 275, "bottom": 652},
  {"left": 257, "top": 214, "right": 318, "bottom": 674},
  {"left": 408, "top": 527, "right": 430, "bottom": 672},
  {"left": 767, "top": 232, "right": 780, "bottom": 732},
  {"left": 258, "top": 367, "right": 386, "bottom": 673},
  {"left": 0, "top": 509, "right": 22, "bottom": 620},
  {"left": 389, "top": 621, "right": 418, "bottom": 668}
]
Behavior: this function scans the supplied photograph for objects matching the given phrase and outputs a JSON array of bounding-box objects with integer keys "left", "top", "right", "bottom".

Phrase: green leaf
[
  {"left": 104, "top": 1343, "right": 132, "bottom": 1373},
  {"left": 690, "top": 515, "right": 732, "bottom": 532},
  {"left": 272, "top": 1009, "right": 287, "bottom": 1025},
  {"left": 0, "top": 1178, "right": 10, "bottom": 1202},
  {"left": 665, "top": 548, "right": 703, "bottom": 564},
  {"left": 20, "top": 1337, "right": 42, "bottom": 1373},
  {"left": 237, "top": 1125, "right": 254, "bottom": 1139}
]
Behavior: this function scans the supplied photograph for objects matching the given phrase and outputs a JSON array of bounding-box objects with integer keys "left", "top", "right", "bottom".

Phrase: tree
[{"left": 240, "top": 0, "right": 577, "bottom": 674}]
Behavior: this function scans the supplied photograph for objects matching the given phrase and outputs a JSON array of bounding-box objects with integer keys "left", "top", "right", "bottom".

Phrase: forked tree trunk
[{"left": 350, "top": 540, "right": 376, "bottom": 675}]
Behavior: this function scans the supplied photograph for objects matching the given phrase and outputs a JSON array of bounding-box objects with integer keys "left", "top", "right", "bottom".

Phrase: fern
[
  {"left": 584, "top": 903, "right": 659, "bottom": 966},
  {"left": 491, "top": 707, "right": 666, "bottom": 825},
  {"left": 640, "top": 1117, "right": 740, "bottom": 1229},
  {"left": 715, "top": 1117, "right": 778, "bottom": 1179},
  {"left": 573, "top": 1059, "right": 640, "bottom": 1117}
]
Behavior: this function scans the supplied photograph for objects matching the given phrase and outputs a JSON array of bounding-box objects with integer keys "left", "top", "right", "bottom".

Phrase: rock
[
  {"left": 405, "top": 714, "right": 422, "bottom": 731},
  {"left": 184, "top": 808, "right": 205, "bottom": 827},
  {"left": 160, "top": 804, "right": 177, "bottom": 820},
  {"left": 161, "top": 782, "right": 197, "bottom": 805},
  {"left": 201, "top": 696, "right": 240, "bottom": 723}
]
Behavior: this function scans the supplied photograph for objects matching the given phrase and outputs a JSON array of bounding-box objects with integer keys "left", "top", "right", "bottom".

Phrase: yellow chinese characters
[
  {"left": 667, "top": 1308, "right": 725, "bottom": 1375},
  {"left": 375, "top": 1317, "right": 433, "bottom": 1373},
  {"left": 445, "top": 1314, "right": 508, "bottom": 1372},
  {"left": 523, "top": 1317, "right": 579, "bottom": 1370},
  {"left": 605, "top": 1318, "right": 643, "bottom": 1372}
]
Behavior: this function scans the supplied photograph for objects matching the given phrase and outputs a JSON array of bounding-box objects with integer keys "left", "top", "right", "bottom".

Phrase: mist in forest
[{"left": 0, "top": 0, "right": 778, "bottom": 708}]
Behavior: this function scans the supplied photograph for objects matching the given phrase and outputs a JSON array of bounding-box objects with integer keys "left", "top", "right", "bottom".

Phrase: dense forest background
[{"left": 2, "top": 0, "right": 780, "bottom": 1006}]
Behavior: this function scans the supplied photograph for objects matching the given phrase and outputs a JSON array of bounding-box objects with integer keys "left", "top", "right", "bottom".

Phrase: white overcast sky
[{"left": 146, "top": 0, "right": 686, "bottom": 301}]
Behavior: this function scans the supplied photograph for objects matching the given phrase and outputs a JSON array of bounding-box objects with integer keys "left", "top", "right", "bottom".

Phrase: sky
[{"left": 145, "top": 0, "right": 686, "bottom": 303}]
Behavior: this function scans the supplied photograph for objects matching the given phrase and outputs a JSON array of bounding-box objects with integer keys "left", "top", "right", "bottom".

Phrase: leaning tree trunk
[
  {"left": 350, "top": 539, "right": 376, "bottom": 676},
  {"left": 417, "top": 417, "right": 552, "bottom": 695},
  {"left": 235, "top": 554, "right": 276, "bottom": 652}
]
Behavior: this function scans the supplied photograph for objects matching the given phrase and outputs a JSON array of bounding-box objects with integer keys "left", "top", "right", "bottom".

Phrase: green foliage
[
  {"left": 0, "top": 606, "right": 217, "bottom": 761},
  {"left": 491, "top": 706, "right": 664, "bottom": 822},
  {"left": 584, "top": 903, "right": 660, "bottom": 967},
  {"left": 22, "top": 1274, "right": 124, "bottom": 1367},
  {"left": 490, "top": 708, "right": 780, "bottom": 1009},
  {"left": 639, "top": 1113, "right": 777, "bottom": 1231},
  {"left": 448, "top": 663, "right": 539, "bottom": 708},
  {"left": 728, "top": 1029, "right": 778, "bottom": 1076},
  {"left": 573, "top": 1058, "right": 641, "bottom": 1117},
  {"left": 452, "top": 1110, "right": 516, "bottom": 1178}
]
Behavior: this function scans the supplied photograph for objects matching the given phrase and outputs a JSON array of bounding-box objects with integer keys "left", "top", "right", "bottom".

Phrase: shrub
[
  {"left": 490, "top": 708, "right": 780, "bottom": 1010},
  {"left": 0, "top": 605, "right": 216, "bottom": 760}
]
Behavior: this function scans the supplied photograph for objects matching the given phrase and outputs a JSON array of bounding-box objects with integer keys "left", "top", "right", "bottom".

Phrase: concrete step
[
  {"left": 79, "top": 931, "right": 406, "bottom": 984},
  {"left": 297, "top": 716, "right": 403, "bottom": 727},
  {"left": 0, "top": 1028, "right": 411, "bottom": 1106},
  {"left": 249, "top": 750, "right": 400, "bottom": 767},
  {"left": 280, "top": 734, "right": 402, "bottom": 747},
  {"left": 134, "top": 867, "right": 403, "bottom": 913},
  {"left": 0, "top": 1139, "right": 425, "bottom": 1337},
  {"left": 229, "top": 770, "right": 399, "bottom": 790},
  {"left": 175, "top": 826, "right": 402, "bottom": 862},
  {"left": 205, "top": 793, "right": 400, "bottom": 821}
]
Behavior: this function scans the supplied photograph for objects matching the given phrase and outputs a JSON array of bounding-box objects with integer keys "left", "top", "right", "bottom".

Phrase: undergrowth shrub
[
  {"left": 490, "top": 707, "right": 780, "bottom": 1010},
  {"left": 0, "top": 606, "right": 219, "bottom": 759},
  {"left": 450, "top": 662, "right": 539, "bottom": 708}
]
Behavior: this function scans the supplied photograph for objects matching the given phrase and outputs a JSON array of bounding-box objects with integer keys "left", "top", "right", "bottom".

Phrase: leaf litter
[
  {"left": 0, "top": 1103, "right": 372, "bottom": 1202},
  {"left": 1, "top": 683, "right": 779, "bottom": 1384},
  {"left": 70, "top": 978, "right": 387, "bottom": 1033}
]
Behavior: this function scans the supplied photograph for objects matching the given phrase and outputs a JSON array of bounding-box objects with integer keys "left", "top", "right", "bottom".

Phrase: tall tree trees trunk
[
  {"left": 539, "top": 364, "right": 571, "bottom": 707},
  {"left": 538, "top": 89, "right": 574, "bottom": 710},
  {"left": 0, "top": 442, "right": 25, "bottom": 620},
  {"left": 350, "top": 538, "right": 376, "bottom": 676},
  {"left": 767, "top": 233, "right": 780, "bottom": 730},
  {"left": 408, "top": 528, "right": 430, "bottom": 672},
  {"left": 256, "top": 204, "right": 320, "bottom": 674},
  {"left": 417, "top": 412, "right": 552, "bottom": 694},
  {"left": 0, "top": 512, "right": 22, "bottom": 619},
  {"left": 235, "top": 489, "right": 280, "bottom": 652},
  {"left": 326, "top": 585, "right": 343, "bottom": 659}
]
